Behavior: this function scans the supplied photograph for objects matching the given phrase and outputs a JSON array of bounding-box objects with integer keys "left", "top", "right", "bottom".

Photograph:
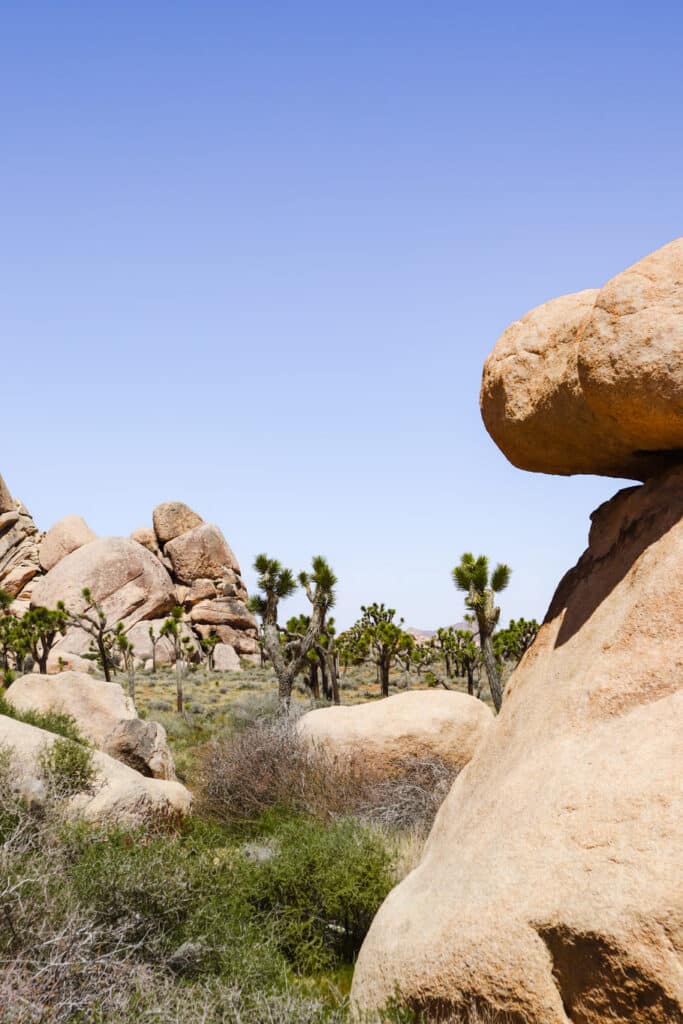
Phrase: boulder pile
[
  {"left": 353, "top": 240, "right": 683, "bottom": 1024},
  {"left": 0, "top": 483, "right": 258, "bottom": 670}
]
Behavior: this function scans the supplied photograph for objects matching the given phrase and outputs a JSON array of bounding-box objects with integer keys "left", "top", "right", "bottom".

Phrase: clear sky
[{"left": 2, "top": 2, "right": 681, "bottom": 630}]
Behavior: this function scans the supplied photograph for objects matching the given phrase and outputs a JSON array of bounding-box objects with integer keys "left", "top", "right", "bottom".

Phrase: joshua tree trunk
[
  {"left": 480, "top": 632, "right": 502, "bottom": 711},
  {"left": 379, "top": 658, "right": 390, "bottom": 698},
  {"left": 466, "top": 664, "right": 474, "bottom": 696},
  {"left": 329, "top": 651, "right": 340, "bottom": 704}
]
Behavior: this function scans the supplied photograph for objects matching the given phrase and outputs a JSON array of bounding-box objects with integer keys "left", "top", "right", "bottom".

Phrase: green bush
[
  {"left": 238, "top": 814, "right": 394, "bottom": 973},
  {"left": 39, "top": 737, "right": 96, "bottom": 796}
]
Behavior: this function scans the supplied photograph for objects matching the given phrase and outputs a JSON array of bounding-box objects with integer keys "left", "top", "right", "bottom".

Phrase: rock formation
[
  {"left": 0, "top": 714, "right": 191, "bottom": 826},
  {"left": 352, "top": 241, "right": 683, "bottom": 1024},
  {"left": 0, "top": 477, "right": 258, "bottom": 669},
  {"left": 298, "top": 691, "right": 493, "bottom": 780},
  {"left": 481, "top": 238, "right": 683, "bottom": 479},
  {"left": 5, "top": 670, "right": 175, "bottom": 780}
]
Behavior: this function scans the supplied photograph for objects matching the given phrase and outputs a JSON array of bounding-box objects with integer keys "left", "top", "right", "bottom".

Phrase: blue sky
[{"left": 2, "top": 2, "right": 681, "bottom": 629}]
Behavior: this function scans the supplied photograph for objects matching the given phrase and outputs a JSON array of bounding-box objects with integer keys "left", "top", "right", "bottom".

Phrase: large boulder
[
  {"left": 212, "top": 643, "right": 241, "bottom": 672},
  {"left": 352, "top": 466, "right": 683, "bottom": 1024},
  {"left": 0, "top": 715, "right": 191, "bottom": 825},
  {"left": 6, "top": 671, "right": 135, "bottom": 746},
  {"left": 298, "top": 690, "right": 494, "bottom": 779},
  {"left": 31, "top": 537, "right": 176, "bottom": 653},
  {"left": 165, "top": 523, "right": 241, "bottom": 584},
  {"left": 190, "top": 596, "right": 257, "bottom": 630},
  {"left": 0, "top": 486, "right": 41, "bottom": 597},
  {"left": 152, "top": 501, "right": 203, "bottom": 545},
  {"left": 102, "top": 718, "right": 176, "bottom": 780},
  {"left": 4, "top": 671, "right": 176, "bottom": 780},
  {"left": 39, "top": 514, "right": 97, "bottom": 571},
  {"left": 480, "top": 238, "right": 683, "bottom": 480}
]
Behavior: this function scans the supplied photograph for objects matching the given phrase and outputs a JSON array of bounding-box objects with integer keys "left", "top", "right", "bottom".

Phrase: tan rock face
[
  {"left": 481, "top": 238, "right": 683, "bottom": 480},
  {"left": 125, "top": 617, "right": 198, "bottom": 665},
  {"left": 6, "top": 671, "right": 135, "bottom": 747},
  {"left": 31, "top": 538, "right": 176, "bottom": 647},
  {"left": 166, "top": 523, "right": 241, "bottom": 583},
  {"left": 298, "top": 690, "right": 494, "bottom": 780},
  {"left": 130, "top": 526, "right": 160, "bottom": 556},
  {"left": 190, "top": 597, "right": 257, "bottom": 630},
  {"left": 39, "top": 514, "right": 97, "bottom": 571},
  {"left": 0, "top": 714, "right": 191, "bottom": 826},
  {"left": 212, "top": 643, "right": 241, "bottom": 672},
  {"left": 352, "top": 466, "right": 683, "bottom": 1024},
  {"left": 193, "top": 622, "right": 259, "bottom": 655},
  {"left": 152, "top": 501, "right": 203, "bottom": 545},
  {"left": 0, "top": 472, "right": 13, "bottom": 514}
]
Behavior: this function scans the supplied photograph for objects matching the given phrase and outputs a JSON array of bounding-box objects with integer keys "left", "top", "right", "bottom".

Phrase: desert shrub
[
  {"left": 39, "top": 737, "right": 96, "bottom": 796},
  {"left": 0, "top": 690, "right": 86, "bottom": 743},
  {"left": 236, "top": 814, "right": 394, "bottom": 973},
  {"left": 196, "top": 716, "right": 457, "bottom": 833}
]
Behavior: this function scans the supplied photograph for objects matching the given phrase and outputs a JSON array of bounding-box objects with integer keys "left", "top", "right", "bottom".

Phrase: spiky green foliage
[
  {"left": 338, "top": 603, "right": 414, "bottom": 698},
  {"left": 494, "top": 617, "right": 540, "bottom": 666},
  {"left": 452, "top": 553, "right": 512, "bottom": 712},
  {"left": 17, "top": 603, "right": 69, "bottom": 674}
]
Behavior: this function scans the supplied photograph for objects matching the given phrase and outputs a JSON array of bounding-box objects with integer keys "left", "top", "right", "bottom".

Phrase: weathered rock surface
[
  {"left": 299, "top": 690, "right": 494, "bottom": 779},
  {"left": 152, "top": 501, "right": 203, "bottom": 545},
  {"left": 6, "top": 671, "right": 135, "bottom": 747},
  {"left": 190, "top": 597, "right": 257, "bottom": 630},
  {"left": 194, "top": 622, "right": 259, "bottom": 655},
  {"left": 0, "top": 478, "right": 41, "bottom": 597},
  {"left": 39, "top": 514, "right": 97, "bottom": 571},
  {"left": 165, "top": 523, "right": 241, "bottom": 584},
  {"left": 32, "top": 538, "right": 176, "bottom": 651},
  {"left": 103, "top": 718, "right": 176, "bottom": 780},
  {"left": 481, "top": 238, "right": 683, "bottom": 480},
  {"left": 212, "top": 643, "right": 241, "bottom": 672},
  {"left": 0, "top": 472, "right": 13, "bottom": 514},
  {"left": 352, "top": 466, "right": 683, "bottom": 1024},
  {"left": 130, "top": 526, "right": 160, "bottom": 555},
  {"left": 0, "top": 715, "right": 191, "bottom": 825}
]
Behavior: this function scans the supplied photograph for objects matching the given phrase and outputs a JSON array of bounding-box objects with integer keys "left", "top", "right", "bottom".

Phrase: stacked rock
[{"left": 0, "top": 486, "right": 257, "bottom": 672}]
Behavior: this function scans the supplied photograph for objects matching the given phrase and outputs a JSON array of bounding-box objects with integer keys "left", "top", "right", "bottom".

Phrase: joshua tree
[
  {"left": 114, "top": 623, "right": 136, "bottom": 703},
  {"left": 160, "top": 606, "right": 186, "bottom": 712},
  {"left": 494, "top": 617, "right": 540, "bottom": 667},
  {"left": 148, "top": 624, "right": 161, "bottom": 675},
  {"left": 68, "top": 588, "right": 116, "bottom": 681},
  {"left": 248, "top": 554, "right": 337, "bottom": 710},
  {"left": 338, "top": 603, "right": 414, "bottom": 698},
  {"left": 19, "top": 604, "right": 69, "bottom": 675},
  {"left": 200, "top": 630, "right": 220, "bottom": 671},
  {"left": 452, "top": 553, "right": 511, "bottom": 711},
  {"left": 285, "top": 614, "right": 340, "bottom": 703}
]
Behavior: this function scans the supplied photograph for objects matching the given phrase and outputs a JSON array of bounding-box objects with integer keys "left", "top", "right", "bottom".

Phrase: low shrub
[{"left": 39, "top": 737, "right": 96, "bottom": 796}]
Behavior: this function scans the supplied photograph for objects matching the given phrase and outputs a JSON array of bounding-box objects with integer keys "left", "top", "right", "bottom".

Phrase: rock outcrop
[
  {"left": 5, "top": 670, "right": 176, "bottom": 779},
  {"left": 0, "top": 473, "right": 42, "bottom": 603},
  {"left": 298, "top": 691, "right": 494, "bottom": 779},
  {"left": 0, "top": 479, "right": 256, "bottom": 672},
  {"left": 39, "top": 514, "right": 97, "bottom": 572},
  {"left": 353, "top": 238, "right": 683, "bottom": 1023},
  {"left": 481, "top": 238, "right": 683, "bottom": 480},
  {"left": 0, "top": 714, "right": 191, "bottom": 825}
]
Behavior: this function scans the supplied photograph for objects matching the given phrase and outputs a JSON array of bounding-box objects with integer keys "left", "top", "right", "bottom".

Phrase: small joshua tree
[
  {"left": 148, "top": 624, "right": 161, "bottom": 674},
  {"left": 160, "top": 606, "right": 186, "bottom": 712},
  {"left": 114, "top": 623, "right": 136, "bottom": 704},
  {"left": 200, "top": 630, "right": 220, "bottom": 671},
  {"left": 17, "top": 603, "right": 69, "bottom": 675},
  {"left": 248, "top": 554, "right": 337, "bottom": 710},
  {"left": 452, "top": 553, "right": 511, "bottom": 711},
  {"left": 67, "top": 588, "right": 116, "bottom": 681}
]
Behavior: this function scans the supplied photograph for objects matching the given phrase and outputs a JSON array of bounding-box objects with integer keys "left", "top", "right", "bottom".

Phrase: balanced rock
[
  {"left": 481, "top": 238, "right": 683, "bottom": 480},
  {"left": 152, "top": 501, "right": 203, "bottom": 545},
  {"left": 166, "top": 523, "right": 241, "bottom": 584},
  {"left": 298, "top": 690, "right": 494, "bottom": 779},
  {"left": 0, "top": 714, "right": 191, "bottom": 825},
  {"left": 31, "top": 537, "right": 176, "bottom": 652},
  {"left": 39, "top": 514, "right": 97, "bottom": 571},
  {"left": 352, "top": 466, "right": 683, "bottom": 1023}
]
